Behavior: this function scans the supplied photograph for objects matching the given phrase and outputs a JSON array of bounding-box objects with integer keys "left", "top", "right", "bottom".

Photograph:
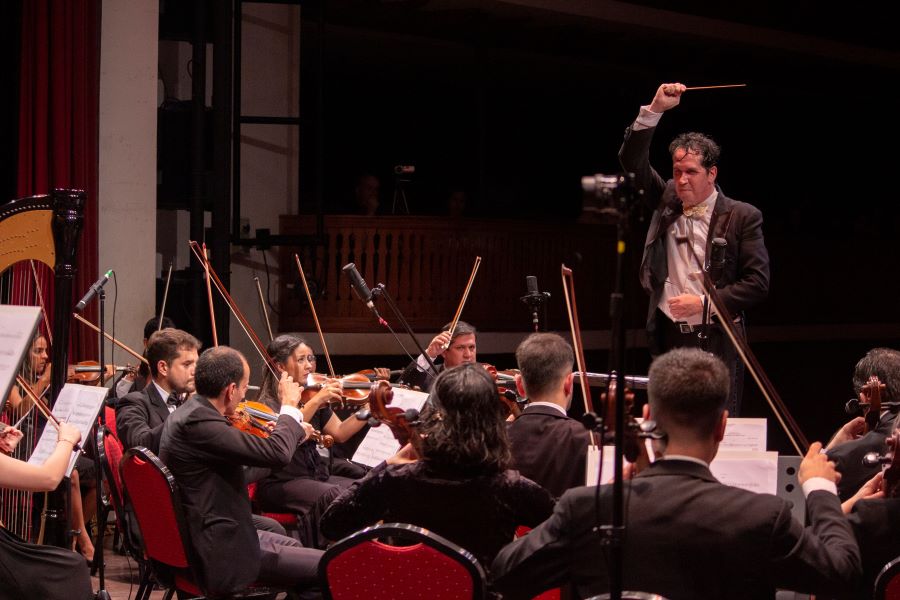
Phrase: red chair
[
  {"left": 319, "top": 522, "right": 486, "bottom": 600},
  {"left": 97, "top": 426, "right": 143, "bottom": 564},
  {"left": 104, "top": 405, "right": 118, "bottom": 439},
  {"left": 246, "top": 480, "right": 299, "bottom": 532},
  {"left": 119, "top": 446, "right": 281, "bottom": 600},
  {"left": 875, "top": 555, "right": 900, "bottom": 600}
]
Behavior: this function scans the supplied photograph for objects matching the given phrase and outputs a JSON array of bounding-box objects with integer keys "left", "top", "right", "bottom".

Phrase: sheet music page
[
  {"left": 352, "top": 387, "right": 429, "bottom": 468},
  {"left": 27, "top": 383, "right": 108, "bottom": 476},
  {"left": 710, "top": 450, "right": 779, "bottom": 494},
  {"left": 721, "top": 418, "right": 768, "bottom": 452},
  {"left": 0, "top": 305, "right": 42, "bottom": 406}
]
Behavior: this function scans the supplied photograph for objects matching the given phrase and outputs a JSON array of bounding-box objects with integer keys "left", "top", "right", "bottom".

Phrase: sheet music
[
  {"left": 710, "top": 450, "right": 779, "bottom": 494},
  {"left": 721, "top": 418, "right": 768, "bottom": 452},
  {"left": 352, "top": 387, "right": 429, "bottom": 468},
  {"left": 27, "top": 383, "right": 108, "bottom": 476},
  {"left": 0, "top": 305, "right": 42, "bottom": 408}
]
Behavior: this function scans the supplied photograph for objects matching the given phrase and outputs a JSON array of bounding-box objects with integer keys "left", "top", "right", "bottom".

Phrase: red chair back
[
  {"left": 876, "top": 555, "right": 900, "bottom": 600},
  {"left": 104, "top": 405, "right": 118, "bottom": 439},
  {"left": 119, "top": 446, "right": 192, "bottom": 569},
  {"left": 320, "top": 523, "right": 485, "bottom": 600}
]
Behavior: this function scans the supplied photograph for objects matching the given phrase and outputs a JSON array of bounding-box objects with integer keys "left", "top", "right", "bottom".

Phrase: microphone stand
[
  {"left": 520, "top": 290, "right": 551, "bottom": 332},
  {"left": 87, "top": 288, "right": 111, "bottom": 600},
  {"left": 370, "top": 283, "right": 438, "bottom": 378}
]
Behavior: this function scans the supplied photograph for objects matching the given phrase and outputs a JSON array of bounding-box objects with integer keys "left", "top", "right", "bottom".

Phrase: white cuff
[
  {"left": 416, "top": 353, "right": 431, "bottom": 372},
  {"left": 802, "top": 477, "right": 837, "bottom": 497},
  {"left": 279, "top": 405, "right": 303, "bottom": 425},
  {"left": 633, "top": 106, "right": 663, "bottom": 130}
]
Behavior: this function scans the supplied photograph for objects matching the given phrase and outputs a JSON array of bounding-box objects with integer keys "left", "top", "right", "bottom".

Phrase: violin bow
[
  {"left": 701, "top": 276, "right": 809, "bottom": 455},
  {"left": 253, "top": 276, "right": 275, "bottom": 343},
  {"left": 442, "top": 256, "right": 482, "bottom": 350},
  {"left": 15, "top": 375, "right": 84, "bottom": 454},
  {"left": 72, "top": 313, "right": 149, "bottom": 365},
  {"left": 158, "top": 261, "right": 173, "bottom": 332},
  {"left": 188, "top": 241, "right": 280, "bottom": 378},
  {"left": 561, "top": 264, "right": 597, "bottom": 447},
  {"left": 203, "top": 243, "right": 219, "bottom": 347},
  {"left": 294, "top": 254, "right": 336, "bottom": 378}
]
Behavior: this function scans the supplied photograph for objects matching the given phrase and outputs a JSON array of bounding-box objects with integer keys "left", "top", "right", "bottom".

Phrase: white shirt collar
[{"left": 659, "top": 454, "right": 709, "bottom": 468}]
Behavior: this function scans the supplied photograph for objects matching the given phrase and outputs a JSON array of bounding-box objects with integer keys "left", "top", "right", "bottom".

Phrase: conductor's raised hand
[{"left": 649, "top": 82, "right": 686, "bottom": 113}]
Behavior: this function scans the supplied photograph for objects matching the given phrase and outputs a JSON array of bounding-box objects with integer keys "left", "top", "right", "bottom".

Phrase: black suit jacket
[
  {"left": 848, "top": 497, "right": 900, "bottom": 597},
  {"left": 116, "top": 383, "right": 171, "bottom": 453},
  {"left": 507, "top": 404, "right": 591, "bottom": 498},
  {"left": 828, "top": 411, "right": 895, "bottom": 501},
  {"left": 159, "top": 396, "right": 302, "bottom": 597},
  {"left": 619, "top": 126, "right": 770, "bottom": 349},
  {"left": 491, "top": 459, "right": 860, "bottom": 600}
]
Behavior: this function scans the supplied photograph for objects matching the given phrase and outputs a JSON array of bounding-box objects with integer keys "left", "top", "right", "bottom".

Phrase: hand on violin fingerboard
[
  {"left": 278, "top": 371, "right": 303, "bottom": 409},
  {"left": 825, "top": 416, "right": 866, "bottom": 450},
  {"left": 798, "top": 441, "right": 840, "bottom": 485},
  {"left": 426, "top": 332, "right": 452, "bottom": 359},
  {"left": 842, "top": 471, "right": 885, "bottom": 514}
]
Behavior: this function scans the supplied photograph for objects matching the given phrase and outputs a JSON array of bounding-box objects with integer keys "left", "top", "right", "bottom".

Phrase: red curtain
[{"left": 16, "top": 0, "right": 100, "bottom": 361}]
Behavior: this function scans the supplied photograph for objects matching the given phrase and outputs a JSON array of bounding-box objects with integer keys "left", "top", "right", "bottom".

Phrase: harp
[{"left": 0, "top": 189, "right": 85, "bottom": 547}]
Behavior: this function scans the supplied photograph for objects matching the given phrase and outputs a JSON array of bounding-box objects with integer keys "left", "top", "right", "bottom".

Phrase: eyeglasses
[{"left": 296, "top": 354, "right": 316, "bottom": 364}]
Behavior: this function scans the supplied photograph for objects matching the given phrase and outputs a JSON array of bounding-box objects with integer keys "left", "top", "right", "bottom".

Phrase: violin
[
  {"left": 357, "top": 380, "right": 419, "bottom": 448},
  {"left": 301, "top": 373, "right": 382, "bottom": 409},
  {"left": 599, "top": 380, "right": 656, "bottom": 474},
  {"left": 229, "top": 401, "right": 334, "bottom": 448},
  {"left": 66, "top": 361, "right": 136, "bottom": 386},
  {"left": 482, "top": 364, "right": 525, "bottom": 418},
  {"left": 860, "top": 376, "right": 886, "bottom": 434}
]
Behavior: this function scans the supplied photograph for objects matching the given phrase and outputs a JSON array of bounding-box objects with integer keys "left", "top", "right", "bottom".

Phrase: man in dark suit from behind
[
  {"left": 159, "top": 346, "right": 321, "bottom": 598},
  {"left": 116, "top": 328, "right": 200, "bottom": 453},
  {"left": 491, "top": 348, "right": 860, "bottom": 600},
  {"left": 826, "top": 347, "right": 900, "bottom": 500},
  {"left": 508, "top": 332, "right": 592, "bottom": 498}
]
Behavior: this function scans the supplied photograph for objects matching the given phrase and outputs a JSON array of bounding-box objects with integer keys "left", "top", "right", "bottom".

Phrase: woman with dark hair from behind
[
  {"left": 320, "top": 363, "right": 555, "bottom": 567},
  {"left": 255, "top": 334, "right": 369, "bottom": 548}
]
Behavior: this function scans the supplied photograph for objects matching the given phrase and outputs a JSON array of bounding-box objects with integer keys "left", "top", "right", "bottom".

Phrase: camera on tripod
[{"left": 581, "top": 172, "right": 638, "bottom": 217}]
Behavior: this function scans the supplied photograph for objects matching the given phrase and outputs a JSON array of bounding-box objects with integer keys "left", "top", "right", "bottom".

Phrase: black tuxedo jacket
[
  {"left": 619, "top": 126, "right": 769, "bottom": 346},
  {"left": 116, "top": 383, "right": 171, "bottom": 453},
  {"left": 159, "top": 396, "right": 302, "bottom": 597},
  {"left": 491, "top": 459, "right": 860, "bottom": 600},
  {"left": 828, "top": 410, "right": 895, "bottom": 501},
  {"left": 507, "top": 404, "right": 591, "bottom": 498},
  {"left": 848, "top": 497, "right": 900, "bottom": 597}
]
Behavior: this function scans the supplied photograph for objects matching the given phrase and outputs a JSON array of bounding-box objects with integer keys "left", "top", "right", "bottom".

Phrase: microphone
[
  {"left": 708, "top": 238, "right": 727, "bottom": 285},
  {"left": 342, "top": 263, "right": 379, "bottom": 317},
  {"left": 526, "top": 275, "right": 538, "bottom": 295},
  {"left": 75, "top": 269, "right": 113, "bottom": 312}
]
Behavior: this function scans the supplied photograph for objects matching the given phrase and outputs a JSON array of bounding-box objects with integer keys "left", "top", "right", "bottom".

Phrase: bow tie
[
  {"left": 166, "top": 394, "right": 181, "bottom": 407},
  {"left": 682, "top": 204, "right": 708, "bottom": 218}
]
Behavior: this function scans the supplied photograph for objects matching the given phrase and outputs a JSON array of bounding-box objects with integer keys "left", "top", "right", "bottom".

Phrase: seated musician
[
  {"left": 255, "top": 334, "right": 369, "bottom": 549},
  {"left": 0, "top": 421, "right": 91, "bottom": 599},
  {"left": 4, "top": 334, "right": 96, "bottom": 562},
  {"left": 491, "top": 348, "right": 860, "bottom": 600},
  {"left": 508, "top": 333, "right": 592, "bottom": 498},
  {"left": 400, "top": 320, "right": 478, "bottom": 391},
  {"left": 826, "top": 347, "right": 900, "bottom": 500},
  {"left": 320, "top": 363, "right": 555, "bottom": 567},
  {"left": 111, "top": 316, "right": 176, "bottom": 400},
  {"left": 159, "top": 346, "right": 322, "bottom": 598},
  {"left": 116, "top": 328, "right": 200, "bottom": 453}
]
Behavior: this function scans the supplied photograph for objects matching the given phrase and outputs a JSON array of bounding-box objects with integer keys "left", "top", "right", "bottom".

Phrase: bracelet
[{"left": 57, "top": 438, "right": 76, "bottom": 446}]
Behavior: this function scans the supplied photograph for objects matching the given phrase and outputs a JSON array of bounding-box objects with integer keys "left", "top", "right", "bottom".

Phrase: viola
[
  {"left": 230, "top": 401, "right": 334, "bottom": 448},
  {"left": 860, "top": 376, "right": 886, "bottom": 434}
]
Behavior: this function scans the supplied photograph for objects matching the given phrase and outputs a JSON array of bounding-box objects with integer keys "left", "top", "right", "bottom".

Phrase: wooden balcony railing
[{"left": 279, "top": 215, "right": 646, "bottom": 333}]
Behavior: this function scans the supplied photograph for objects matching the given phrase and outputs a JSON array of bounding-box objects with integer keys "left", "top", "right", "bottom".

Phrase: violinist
[
  {"left": 400, "top": 320, "right": 478, "bottom": 391},
  {"left": 826, "top": 348, "right": 900, "bottom": 500},
  {"left": 4, "top": 334, "right": 95, "bottom": 562},
  {"left": 320, "top": 363, "right": 555, "bottom": 567},
  {"left": 158, "top": 346, "right": 321, "bottom": 597},
  {"left": 112, "top": 316, "right": 176, "bottom": 400},
  {"left": 116, "top": 328, "right": 200, "bottom": 454},
  {"left": 0, "top": 421, "right": 91, "bottom": 599},
  {"left": 507, "top": 333, "right": 592, "bottom": 498},
  {"left": 254, "top": 334, "right": 369, "bottom": 549},
  {"left": 491, "top": 348, "right": 860, "bottom": 600}
]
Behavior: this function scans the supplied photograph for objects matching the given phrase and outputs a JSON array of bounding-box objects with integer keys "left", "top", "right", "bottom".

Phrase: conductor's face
[{"left": 672, "top": 147, "right": 717, "bottom": 208}]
